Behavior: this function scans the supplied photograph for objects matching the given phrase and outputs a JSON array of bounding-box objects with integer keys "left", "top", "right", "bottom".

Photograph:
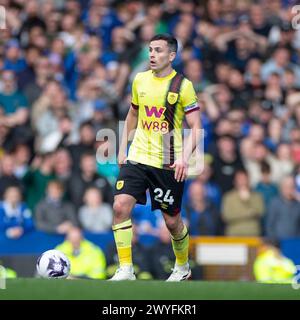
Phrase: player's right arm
[
  {"left": 118, "top": 75, "right": 139, "bottom": 166},
  {"left": 118, "top": 106, "right": 138, "bottom": 166}
]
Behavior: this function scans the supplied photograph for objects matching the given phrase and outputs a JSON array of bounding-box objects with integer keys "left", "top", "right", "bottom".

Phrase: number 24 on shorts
[{"left": 154, "top": 188, "right": 174, "bottom": 205}]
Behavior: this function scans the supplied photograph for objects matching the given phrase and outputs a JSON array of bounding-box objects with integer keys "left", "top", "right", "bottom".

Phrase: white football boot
[
  {"left": 108, "top": 265, "right": 136, "bottom": 281},
  {"left": 166, "top": 263, "right": 192, "bottom": 282}
]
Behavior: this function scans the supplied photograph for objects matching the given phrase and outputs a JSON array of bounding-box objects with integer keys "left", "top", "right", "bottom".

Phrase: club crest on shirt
[
  {"left": 116, "top": 180, "right": 124, "bottom": 190},
  {"left": 167, "top": 92, "right": 179, "bottom": 105}
]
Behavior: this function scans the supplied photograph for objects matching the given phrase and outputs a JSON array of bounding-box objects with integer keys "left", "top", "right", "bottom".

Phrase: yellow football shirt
[{"left": 127, "top": 69, "right": 199, "bottom": 169}]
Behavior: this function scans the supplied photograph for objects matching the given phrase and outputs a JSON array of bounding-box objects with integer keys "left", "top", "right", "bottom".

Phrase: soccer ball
[{"left": 36, "top": 249, "right": 70, "bottom": 279}]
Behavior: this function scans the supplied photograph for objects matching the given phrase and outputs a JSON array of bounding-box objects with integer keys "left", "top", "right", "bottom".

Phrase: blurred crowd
[{"left": 1, "top": 0, "right": 300, "bottom": 278}]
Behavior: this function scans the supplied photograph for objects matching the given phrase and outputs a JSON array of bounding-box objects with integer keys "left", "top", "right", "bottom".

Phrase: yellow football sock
[
  {"left": 112, "top": 219, "right": 133, "bottom": 266},
  {"left": 171, "top": 224, "right": 189, "bottom": 266}
]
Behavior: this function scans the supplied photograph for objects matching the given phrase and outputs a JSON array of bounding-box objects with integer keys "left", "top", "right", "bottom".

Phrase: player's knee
[
  {"left": 113, "top": 199, "right": 131, "bottom": 217},
  {"left": 165, "top": 218, "right": 178, "bottom": 233},
  {"left": 164, "top": 213, "right": 183, "bottom": 233}
]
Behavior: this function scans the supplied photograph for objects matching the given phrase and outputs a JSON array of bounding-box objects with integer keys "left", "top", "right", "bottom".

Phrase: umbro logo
[{"left": 139, "top": 92, "right": 146, "bottom": 98}]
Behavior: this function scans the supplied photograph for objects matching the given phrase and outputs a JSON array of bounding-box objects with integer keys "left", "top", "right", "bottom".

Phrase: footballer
[{"left": 110, "top": 33, "right": 200, "bottom": 281}]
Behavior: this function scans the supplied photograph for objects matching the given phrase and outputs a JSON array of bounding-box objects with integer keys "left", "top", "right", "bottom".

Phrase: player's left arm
[
  {"left": 183, "top": 108, "right": 201, "bottom": 161},
  {"left": 170, "top": 80, "right": 201, "bottom": 182},
  {"left": 171, "top": 109, "right": 201, "bottom": 182}
]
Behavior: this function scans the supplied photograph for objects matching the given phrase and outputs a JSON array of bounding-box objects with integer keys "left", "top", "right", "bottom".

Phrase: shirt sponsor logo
[{"left": 145, "top": 105, "right": 166, "bottom": 118}]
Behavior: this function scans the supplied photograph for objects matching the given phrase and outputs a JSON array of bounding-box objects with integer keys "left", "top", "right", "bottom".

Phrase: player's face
[{"left": 149, "top": 40, "right": 175, "bottom": 72}]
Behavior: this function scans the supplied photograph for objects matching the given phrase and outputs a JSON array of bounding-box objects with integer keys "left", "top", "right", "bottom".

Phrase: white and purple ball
[{"left": 36, "top": 250, "right": 70, "bottom": 279}]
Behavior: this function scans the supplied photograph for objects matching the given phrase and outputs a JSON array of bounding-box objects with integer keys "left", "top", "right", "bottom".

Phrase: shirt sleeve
[
  {"left": 181, "top": 79, "right": 199, "bottom": 114},
  {"left": 131, "top": 74, "right": 139, "bottom": 110}
]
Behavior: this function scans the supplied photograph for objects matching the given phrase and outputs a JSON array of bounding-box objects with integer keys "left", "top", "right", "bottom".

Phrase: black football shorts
[{"left": 114, "top": 162, "right": 185, "bottom": 215}]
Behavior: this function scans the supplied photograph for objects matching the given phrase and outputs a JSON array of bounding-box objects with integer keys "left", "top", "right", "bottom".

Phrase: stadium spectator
[
  {"left": 95, "top": 138, "right": 120, "bottom": 186},
  {"left": 35, "top": 180, "right": 78, "bottom": 234},
  {"left": 22, "top": 152, "right": 56, "bottom": 211},
  {"left": 261, "top": 47, "right": 300, "bottom": 85},
  {"left": 263, "top": 74, "right": 284, "bottom": 118},
  {"left": 0, "top": 154, "right": 23, "bottom": 199},
  {"left": 79, "top": 187, "right": 113, "bottom": 233},
  {"left": 0, "top": 70, "right": 31, "bottom": 149},
  {"left": 228, "top": 69, "right": 253, "bottom": 108},
  {"left": 206, "top": 84, "right": 233, "bottom": 118},
  {"left": 53, "top": 148, "right": 73, "bottom": 188},
  {"left": 210, "top": 135, "right": 244, "bottom": 194},
  {"left": 183, "top": 59, "right": 209, "bottom": 93},
  {"left": 67, "top": 121, "right": 95, "bottom": 172},
  {"left": 266, "top": 176, "right": 300, "bottom": 240},
  {"left": 32, "top": 87, "right": 75, "bottom": 153},
  {"left": 222, "top": 169, "right": 264, "bottom": 236},
  {"left": 191, "top": 156, "right": 222, "bottom": 209},
  {"left": 67, "top": 152, "right": 113, "bottom": 209},
  {"left": 0, "top": 70, "right": 28, "bottom": 122},
  {"left": 183, "top": 180, "right": 223, "bottom": 236},
  {"left": 91, "top": 98, "right": 116, "bottom": 133},
  {"left": 58, "top": 12, "right": 79, "bottom": 50},
  {"left": 240, "top": 137, "right": 256, "bottom": 166},
  {"left": 254, "top": 240, "right": 296, "bottom": 284},
  {"left": 245, "top": 59, "right": 264, "bottom": 100},
  {"left": 26, "top": 25, "right": 48, "bottom": 53},
  {"left": 22, "top": 55, "right": 53, "bottom": 106},
  {"left": 17, "top": 45, "right": 41, "bottom": 92},
  {"left": 12, "top": 144, "right": 31, "bottom": 179},
  {"left": 56, "top": 227, "right": 106, "bottom": 279},
  {"left": 0, "top": 186, "right": 33, "bottom": 239},
  {"left": 212, "top": 116, "right": 233, "bottom": 140},
  {"left": 254, "top": 161, "right": 278, "bottom": 211},
  {"left": 19, "top": 1, "right": 47, "bottom": 45},
  {"left": 129, "top": 21, "right": 155, "bottom": 75},
  {"left": 30, "top": 80, "right": 61, "bottom": 128},
  {"left": 226, "top": 109, "right": 245, "bottom": 141},
  {"left": 245, "top": 142, "right": 279, "bottom": 187},
  {"left": 265, "top": 117, "right": 282, "bottom": 152},
  {"left": 248, "top": 123, "right": 265, "bottom": 144},
  {"left": 275, "top": 143, "right": 294, "bottom": 182},
  {"left": 3, "top": 39, "right": 26, "bottom": 73}
]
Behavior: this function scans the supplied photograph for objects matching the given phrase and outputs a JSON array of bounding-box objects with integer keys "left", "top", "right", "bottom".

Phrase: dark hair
[
  {"left": 217, "top": 133, "right": 235, "bottom": 142},
  {"left": 261, "top": 161, "right": 271, "bottom": 174},
  {"left": 150, "top": 33, "right": 178, "bottom": 53},
  {"left": 79, "top": 120, "right": 94, "bottom": 130}
]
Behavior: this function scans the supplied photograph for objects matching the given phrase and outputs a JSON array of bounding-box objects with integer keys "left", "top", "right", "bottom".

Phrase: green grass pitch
[{"left": 0, "top": 279, "right": 299, "bottom": 300}]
